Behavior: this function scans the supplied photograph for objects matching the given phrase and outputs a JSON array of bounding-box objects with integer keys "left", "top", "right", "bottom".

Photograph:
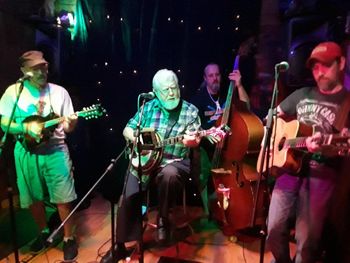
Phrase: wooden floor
[{"left": 0, "top": 193, "right": 291, "bottom": 263}]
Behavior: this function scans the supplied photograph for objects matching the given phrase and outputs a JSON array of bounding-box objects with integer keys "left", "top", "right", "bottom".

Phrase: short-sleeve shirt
[
  {"left": 279, "top": 86, "right": 349, "bottom": 133},
  {"left": 0, "top": 81, "right": 74, "bottom": 142}
]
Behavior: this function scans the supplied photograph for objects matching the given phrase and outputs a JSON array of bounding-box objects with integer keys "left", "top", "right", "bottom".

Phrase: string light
[
  {"left": 167, "top": 17, "right": 171, "bottom": 22},
  {"left": 235, "top": 27, "right": 239, "bottom": 31},
  {"left": 120, "top": 17, "right": 124, "bottom": 22},
  {"left": 180, "top": 19, "right": 184, "bottom": 23},
  {"left": 119, "top": 70, "right": 123, "bottom": 75},
  {"left": 177, "top": 69, "right": 181, "bottom": 73},
  {"left": 89, "top": 19, "right": 92, "bottom": 23},
  {"left": 217, "top": 26, "right": 221, "bottom": 30},
  {"left": 197, "top": 26, "right": 202, "bottom": 31},
  {"left": 106, "top": 15, "right": 110, "bottom": 19},
  {"left": 104, "top": 62, "right": 108, "bottom": 66},
  {"left": 133, "top": 69, "right": 138, "bottom": 74},
  {"left": 236, "top": 14, "right": 240, "bottom": 19}
]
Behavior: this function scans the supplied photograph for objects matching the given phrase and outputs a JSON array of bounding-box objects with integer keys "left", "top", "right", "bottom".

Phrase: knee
[{"left": 157, "top": 165, "right": 179, "bottom": 183}]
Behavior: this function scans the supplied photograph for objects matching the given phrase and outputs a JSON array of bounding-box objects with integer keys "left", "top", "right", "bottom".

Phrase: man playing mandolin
[
  {"left": 100, "top": 69, "right": 225, "bottom": 263},
  {"left": 266, "top": 41, "right": 350, "bottom": 263},
  {"left": 0, "top": 50, "right": 78, "bottom": 260}
]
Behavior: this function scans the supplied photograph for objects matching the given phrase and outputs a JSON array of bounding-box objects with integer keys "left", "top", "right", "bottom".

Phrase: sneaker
[
  {"left": 30, "top": 232, "right": 50, "bottom": 254},
  {"left": 63, "top": 238, "right": 78, "bottom": 261}
]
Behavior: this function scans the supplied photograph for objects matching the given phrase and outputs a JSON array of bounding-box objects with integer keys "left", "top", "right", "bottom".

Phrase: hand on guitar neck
[
  {"left": 205, "top": 125, "right": 230, "bottom": 144},
  {"left": 62, "top": 113, "right": 78, "bottom": 133},
  {"left": 306, "top": 128, "right": 350, "bottom": 157}
]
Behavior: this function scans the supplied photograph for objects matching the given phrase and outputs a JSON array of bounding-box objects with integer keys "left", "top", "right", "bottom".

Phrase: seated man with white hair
[{"left": 100, "top": 69, "right": 210, "bottom": 263}]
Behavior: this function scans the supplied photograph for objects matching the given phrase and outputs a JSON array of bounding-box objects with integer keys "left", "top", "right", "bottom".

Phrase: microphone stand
[
  {"left": 251, "top": 65, "right": 280, "bottom": 263},
  {"left": 0, "top": 80, "right": 25, "bottom": 263},
  {"left": 46, "top": 146, "right": 127, "bottom": 244},
  {"left": 115, "top": 96, "right": 146, "bottom": 263}
]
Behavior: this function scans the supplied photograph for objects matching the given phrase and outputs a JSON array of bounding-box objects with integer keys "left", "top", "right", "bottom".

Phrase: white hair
[{"left": 152, "top": 69, "right": 178, "bottom": 91}]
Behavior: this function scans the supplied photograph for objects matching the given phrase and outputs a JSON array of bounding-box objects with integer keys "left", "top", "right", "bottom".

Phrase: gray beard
[
  {"left": 159, "top": 98, "right": 180, "bottom": 110},
  {"left": 209, "top": 83, "right": 220, "bottom": 94}
]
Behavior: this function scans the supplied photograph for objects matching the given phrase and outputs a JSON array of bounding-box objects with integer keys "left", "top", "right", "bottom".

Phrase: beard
[
  {"left": 209, "top": 83, "right": 220, "bottom": 94},
  {"left": 317, "top": 77, "right": 337, "bottom": 92},
  {"left": 159, "top": 97, "right": 180, "bottom": 110}
]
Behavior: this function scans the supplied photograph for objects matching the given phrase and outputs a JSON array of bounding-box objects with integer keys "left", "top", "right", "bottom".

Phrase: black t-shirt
[
  {"left": 280, "top": 86, "right": 350, "bottom": 133},
  {"left": 191, "top": 86, "right": 227, "bottom": 130}
]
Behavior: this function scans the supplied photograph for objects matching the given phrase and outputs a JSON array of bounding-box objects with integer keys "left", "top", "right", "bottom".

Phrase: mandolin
[{"left": 20, "top": 104, "right": 105, "bottom": 151}]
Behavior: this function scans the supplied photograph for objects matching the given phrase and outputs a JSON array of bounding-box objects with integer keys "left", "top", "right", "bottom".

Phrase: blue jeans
[{"left": 266, "top": 160, "right": 337, "bottom": 263}]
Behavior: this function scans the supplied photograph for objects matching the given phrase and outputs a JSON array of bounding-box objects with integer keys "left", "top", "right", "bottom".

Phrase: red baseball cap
[{"left": 306, "top": 41, "right": 343, "bottom": 68}]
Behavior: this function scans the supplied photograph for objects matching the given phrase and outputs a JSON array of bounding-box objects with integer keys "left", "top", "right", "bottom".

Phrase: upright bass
[{"left": 210, "top": 51, "right": 267, "bottom": 240}]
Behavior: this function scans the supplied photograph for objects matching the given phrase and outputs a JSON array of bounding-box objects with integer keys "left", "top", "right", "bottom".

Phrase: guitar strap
[
  {"left": 164, "top": 100, "right": 182, "bottom": 139},
  {"left": 333, "top": 91, "right": 350, "bottom": 132}
]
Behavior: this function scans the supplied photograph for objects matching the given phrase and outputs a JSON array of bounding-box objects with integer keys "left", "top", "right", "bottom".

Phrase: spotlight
[{"left": 56, "top": 10, "right": 75, "bottom": 28}]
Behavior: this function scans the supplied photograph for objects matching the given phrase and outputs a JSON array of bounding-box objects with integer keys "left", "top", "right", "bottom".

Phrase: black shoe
[
  {"left": 100, "top": 244, "right": 127, "bottom": 263},
  {"left": 63, "top": 238, "right": 78, "bottom": 261},
  {"left": 157, "top": 217, "right": 170, "bottom": 244},
  {"left": 30, "top": 232, "right": 50, "bottom": 254}
]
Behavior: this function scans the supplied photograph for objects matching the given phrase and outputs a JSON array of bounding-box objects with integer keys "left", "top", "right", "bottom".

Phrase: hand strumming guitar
[{"left": 24, "top": 122, "right": 43, "bottom": 143}]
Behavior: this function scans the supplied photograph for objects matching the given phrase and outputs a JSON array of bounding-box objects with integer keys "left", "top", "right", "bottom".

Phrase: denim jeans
[{"left": 266, "top": 160, "right": 337, "bottom": 263}]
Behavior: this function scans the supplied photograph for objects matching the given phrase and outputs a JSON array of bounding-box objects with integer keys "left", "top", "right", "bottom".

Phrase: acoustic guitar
[
  {"left": 256, "top": 117, "right": 350, "bottom": 174},
  {"left": 20, "top": 104, "right": 105, "bottom": 151}
]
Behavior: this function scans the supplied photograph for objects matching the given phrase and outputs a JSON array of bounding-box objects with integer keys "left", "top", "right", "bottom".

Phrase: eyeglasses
[{"left": 157, "top": 85, "right": 178, "bottom": 95}]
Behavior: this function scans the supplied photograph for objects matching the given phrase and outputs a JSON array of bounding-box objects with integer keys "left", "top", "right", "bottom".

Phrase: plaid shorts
[{"left": 14, "top": 141, "right": 77, "bottom": 208}]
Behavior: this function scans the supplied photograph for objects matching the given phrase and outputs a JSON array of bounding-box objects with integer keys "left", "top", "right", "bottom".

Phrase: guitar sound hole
[{"left": 278, "top": 137, "right": 286, "bottom": 151}]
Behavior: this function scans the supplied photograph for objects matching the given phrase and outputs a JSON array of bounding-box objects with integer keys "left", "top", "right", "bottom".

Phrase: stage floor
[{"left": 0, "top": 193, "right": 292, "bottom": 263}]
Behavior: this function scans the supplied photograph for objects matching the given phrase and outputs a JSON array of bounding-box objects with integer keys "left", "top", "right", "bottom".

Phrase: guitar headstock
[{"left": 78, "top": 104, "right": 106, "bottom": 120}]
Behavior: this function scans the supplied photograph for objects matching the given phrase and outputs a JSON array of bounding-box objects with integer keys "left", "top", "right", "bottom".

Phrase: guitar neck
[
  {"left": 43, "top": 112, "right": 80, "bottom": 129},
  {"left": 285, "top": 137, "right": 308, "bottom": 149},
  {"left": 156, "top": 130, "right": 208, "bottom": 148},
  {"left": 285, "top": 134, "right": 350, "bottom": 150},
  {"left": 43, "top": 116, "right": 66, "bottom": 128}
]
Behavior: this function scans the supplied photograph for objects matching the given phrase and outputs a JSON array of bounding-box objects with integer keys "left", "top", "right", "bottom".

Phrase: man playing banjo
[{"left": 100, "top": 68, "right": 225, "bottom": 263}]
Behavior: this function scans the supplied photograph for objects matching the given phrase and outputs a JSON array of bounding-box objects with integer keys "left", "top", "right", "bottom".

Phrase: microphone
[
  {"left": 139, "top": 92, "right": 155, "bottom": 99},
  {"left": 17, "top": 72, "right": 34, "bottom": 82},
  {"left": 275, "top": 61, "right": 289, "bottom": 72}
]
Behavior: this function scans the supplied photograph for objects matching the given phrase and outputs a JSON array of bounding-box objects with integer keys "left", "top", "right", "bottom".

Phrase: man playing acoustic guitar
[
  {"left": 0, "top": 50, "right": 78, "bottom": 261},
  {"left": 266, "top": 42, "right": 350, "bottom": 263}
]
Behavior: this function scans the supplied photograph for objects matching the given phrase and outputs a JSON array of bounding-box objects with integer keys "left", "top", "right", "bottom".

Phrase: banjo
[{"left": 129, "top": 126, "right": 228, "bottom": 175}]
